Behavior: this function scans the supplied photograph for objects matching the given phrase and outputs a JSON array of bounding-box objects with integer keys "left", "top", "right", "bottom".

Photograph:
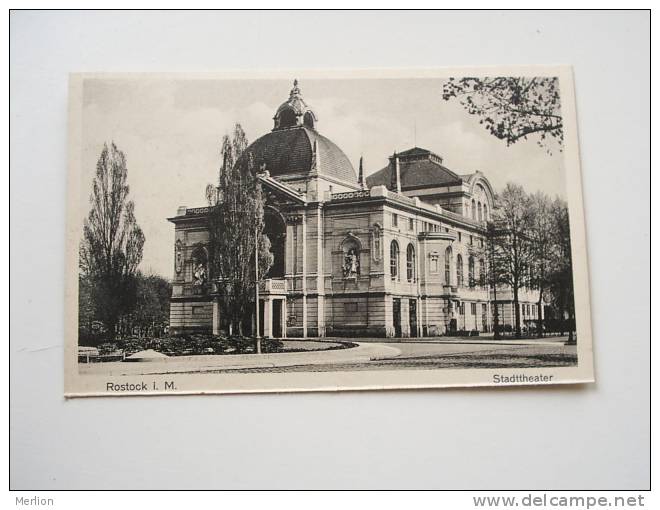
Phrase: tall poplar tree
[
  {"left": 206, "top": 124, "right": 273, "bottom": 336},
  {"left": 79, "top": 142, "right": 145, "bottom": 340}
]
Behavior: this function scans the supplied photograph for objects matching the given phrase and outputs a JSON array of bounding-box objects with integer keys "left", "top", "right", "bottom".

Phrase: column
[
  {"left": 401, "top": 298, "right": 410, "bottom": 337},
  {"left": 212, "top": 299, "right": 220, "bottom": 336},
  {"left": 263, "top": 297, "right": 272, "bottom": 338},
  {"left": 316, "top": 205, "right": 325, "bottom": 337},
  {"left": 302, "top": 209, "right": 307, "bottom": 338}
]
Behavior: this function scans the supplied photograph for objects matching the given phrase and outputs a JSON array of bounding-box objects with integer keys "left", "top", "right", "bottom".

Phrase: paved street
[{"left": 79, "top": 337, "right": 576, "bottom": 376}]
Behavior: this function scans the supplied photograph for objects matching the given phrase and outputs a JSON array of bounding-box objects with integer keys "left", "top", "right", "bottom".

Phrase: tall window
[
  {"left": 479, "top": 258, "right": 485, "bottom": 287},
  {"left": 390, "top": 240, "right": 400, "bottom": 280},
  {"left": 478, "top": 202, "right": 483, "bottom": 222},
  {"left": 483, "top": 204, "right": 488, "bottom": 221},
  {"left": 444, "top": 246, "right": 452, "bottom": 285},
  {"left": 406, "top": 244, "right": 415, "bottom": 282},
  {"left": 392, "top": 213, "right": 398, "bottom": 227},
  {"left": 468, "top": 256, "right": 475, "bottom": 287},
  {"left": 456, "top": 254, "right": 464, "bottom": 287},
  {"left": 471, "top": 199, "right": 476, "bottom": 219}
]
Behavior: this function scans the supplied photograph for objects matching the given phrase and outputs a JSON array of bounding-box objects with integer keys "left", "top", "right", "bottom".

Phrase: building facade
[{"left": 168, "top": 81, "right": 541, "bottom": 338}]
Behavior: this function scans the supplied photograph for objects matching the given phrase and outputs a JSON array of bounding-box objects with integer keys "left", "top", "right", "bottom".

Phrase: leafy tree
[
  {"left": 79, "top": 142, "right": 145, "bottom": 340},
  {"left": 442, "top": 77, "right": 563, "bottom": 150},
  {"left": 205, "top": 124, "right": 273, "bottom": 336},
  {"left": 528, "top": 191, "right": 556, "bottom": 337},
  {"left": 490, "top": 183, "right": 535, "bottom": 338},
  {"left": 120, "top": 273, "right": 172, "bottom": 338},
  {"left": 548, "top": 198, "right": 575, "bottom": 342}
]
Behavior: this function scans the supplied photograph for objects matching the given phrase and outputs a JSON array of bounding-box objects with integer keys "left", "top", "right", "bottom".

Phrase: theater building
[{"left": 168, "top": 81, "right": 541, "bottom": 338}]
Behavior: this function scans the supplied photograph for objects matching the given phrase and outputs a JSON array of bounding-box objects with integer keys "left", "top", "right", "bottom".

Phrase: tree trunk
[
  {"left": 537, "top": 288, "right": 544, "bottom": 338},
  {"left": 513, "top": 285, "right": 521, "bottom": 339}
]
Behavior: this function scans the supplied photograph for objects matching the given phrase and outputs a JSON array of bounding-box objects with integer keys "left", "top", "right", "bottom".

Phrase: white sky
[{"left": 80, "top": 77, "right": 566, "bottom": 279}]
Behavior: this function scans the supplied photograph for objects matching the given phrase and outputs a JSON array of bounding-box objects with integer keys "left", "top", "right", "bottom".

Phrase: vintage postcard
[{"left": 64, "top": 67, "right": 594, "bottom": 396}]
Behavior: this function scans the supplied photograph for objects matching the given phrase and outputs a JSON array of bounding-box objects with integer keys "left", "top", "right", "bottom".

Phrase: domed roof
[
  {"left": 240, "top": 80, "right": 357, "bottom": 184},
  {"left": 245, "top": 126, "right": 357, "bottom": 184}
]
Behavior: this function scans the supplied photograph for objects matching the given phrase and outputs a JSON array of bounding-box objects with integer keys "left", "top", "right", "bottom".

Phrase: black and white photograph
[
  {"left": 64, "top": 67, "right": 594, "bottom": 395},
  {"left": 11, "top": 8, "right": 651, "bottom": 497}
]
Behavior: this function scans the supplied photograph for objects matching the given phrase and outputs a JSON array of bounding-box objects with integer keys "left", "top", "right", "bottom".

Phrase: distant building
[{"left": 168, "top": 81, "right": 541, "bottom": 338}]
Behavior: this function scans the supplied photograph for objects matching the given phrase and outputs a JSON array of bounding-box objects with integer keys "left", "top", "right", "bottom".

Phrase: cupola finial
[
  {"left": 358, "top": 156, "right": 366, "bottom": 189},
  {"left": 290, "top": 78, "right": 301, "bottom": 97}
]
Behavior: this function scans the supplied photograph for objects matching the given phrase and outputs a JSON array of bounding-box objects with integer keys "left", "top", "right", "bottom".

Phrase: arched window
[
  {"left": 264, "top": 210, "right": 286, "bottom": 278},
  {"left": 483, "top": 204, "right": 488, "bottom": 221},
  {"left": 444, "top": 246, "right": 452, "bottom": 285},
  {"left": 303, "top": 111, "right": 315, "bottom": 129},
  {"left": 479, "top": 258, "right": 485, "bottom": 287},
  {"left": 478, "top": 202, "right": 483, "bottom": 222},
  {"left": 390, "top": 240, "right": 400, "bottom": 280},
  {"left": 406, "top": 244, "right": 415, "bottom": 282},
  {"left": 471, "top": 199, "right": 476, "bottom": 220},
  {"left": 456, "top": 254, "right": 464, "bottom": 287},
  {"left": 278, "top": 108, "right": 297, "bottom": 128},
  {"left": 191, "top": 245, "right": 209, "bottom": 292},
  {"left": 468, "top": 256, "right": 475, "bottom": 287}
]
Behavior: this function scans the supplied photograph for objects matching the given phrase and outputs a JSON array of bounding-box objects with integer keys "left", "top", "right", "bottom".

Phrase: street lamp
[{"left": 255, "top": 223, "right": 261, "bottom": 354}]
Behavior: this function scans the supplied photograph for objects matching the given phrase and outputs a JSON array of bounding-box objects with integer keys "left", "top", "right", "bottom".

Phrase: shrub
[{"left": 98, "top": 343, "right": 119, "bottom": 355}]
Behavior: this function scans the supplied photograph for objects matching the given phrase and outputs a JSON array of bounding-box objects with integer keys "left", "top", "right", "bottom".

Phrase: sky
[{"left": 80, "top": 76, "right": 567, "bottom": 279}]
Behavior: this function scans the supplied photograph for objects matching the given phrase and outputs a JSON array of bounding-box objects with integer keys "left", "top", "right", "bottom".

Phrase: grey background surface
[{"left": 10, "top": 11, "right": 650, "bottom": 489}]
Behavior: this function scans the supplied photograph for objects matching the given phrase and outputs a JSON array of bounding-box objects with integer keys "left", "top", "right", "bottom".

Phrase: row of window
[
  {"left": 389, "top": 241, "right": 416, "bottom": 281},
  {"left": 470, "top": 199, "right": 489, "bottom": 222},
  {"left": 392, "top": 213, "right": 417, "bottom": 231},
  {"left": 457, "top": 302, "right": 489, "bottom": 316},
  {"left": 442, "top": 246, "right": 486, "bottom": 287},
  {"left": 392, "top": 213, "right": 485, "bottom": 249},
  {"left": 388, "top": 241, "right": 487, "bottom": 287},
  {"left": 495, "top": 303, "right": 539, "bottom": 318}
]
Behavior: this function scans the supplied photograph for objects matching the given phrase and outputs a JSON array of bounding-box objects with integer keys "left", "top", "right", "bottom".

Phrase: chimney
[
  {"left": 358, "top": 156, "right": 366, "bottom": 189},
  {"left": 390, "top": 152, "right": 401, "bottom": 193}
]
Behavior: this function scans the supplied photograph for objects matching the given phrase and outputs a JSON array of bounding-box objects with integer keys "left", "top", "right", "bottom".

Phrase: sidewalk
[
  {"left": 79, "top": 342, "right": 402, "bottom": 376},
  {"left": 397, "top": 336, "right": 567, "bottom": 346}
]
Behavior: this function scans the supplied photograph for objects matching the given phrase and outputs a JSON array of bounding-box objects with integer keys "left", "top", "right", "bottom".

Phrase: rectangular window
[
  {"left": 409, "top": 218, "right": 414, "bottom": 231},
  {"left": 470, "top": 235, "right": 473, "bottom": 245},
  {"left": 430, "top": 256, "right": 439, "bottom": 274},
  {"left": 471, "top": 303, "right": 477, "bottom": 315},
  {"left": 392, "top": 213, "right": 398, "bottom": 227},
  {"left": 458, "top": 232, "right": 462, "bottom": 242},
  {"left": 345, "top": 302, "right": 358, "bottom": 313}
]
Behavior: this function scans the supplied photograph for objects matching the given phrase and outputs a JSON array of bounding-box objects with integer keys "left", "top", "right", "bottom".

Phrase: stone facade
[{"left": 168, "top": 81, "right": 541, "bottom": 338}]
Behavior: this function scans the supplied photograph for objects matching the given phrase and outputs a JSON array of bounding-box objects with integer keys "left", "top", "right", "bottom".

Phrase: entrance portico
[{"left": 259, "top": 278, "right": 288, "bottom": 338}]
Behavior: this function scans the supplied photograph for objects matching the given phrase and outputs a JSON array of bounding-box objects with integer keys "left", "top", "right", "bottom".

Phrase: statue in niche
[
  {"left": 342, "top": 247, "right": 360, "bottom": 278},
  {"left": 191, "top": 245, "right": 208, "bottom": 288},
  {"left": 193, "top": 263, "right": 207, "bottom": 286}
]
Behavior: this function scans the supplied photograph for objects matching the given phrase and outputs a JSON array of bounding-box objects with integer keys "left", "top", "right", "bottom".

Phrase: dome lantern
[{"left": 273, "top": 79, "right": 318, "bottom": 131}]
